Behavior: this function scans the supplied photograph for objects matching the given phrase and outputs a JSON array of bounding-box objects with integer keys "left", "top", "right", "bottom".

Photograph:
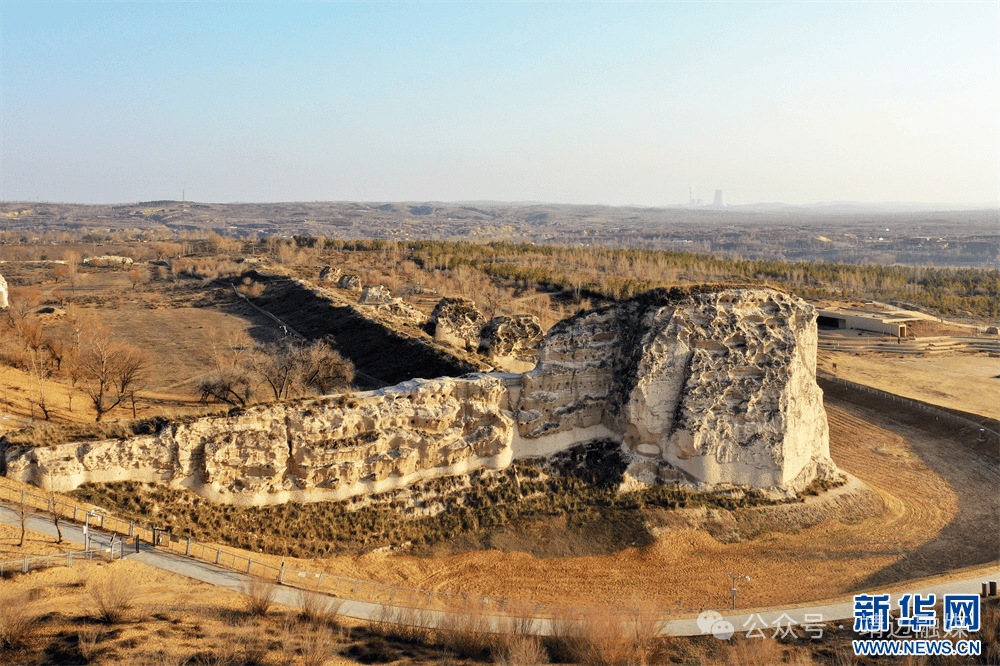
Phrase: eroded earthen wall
[{"left": 3, "top": 288, "right": 835, "bottom": 504}]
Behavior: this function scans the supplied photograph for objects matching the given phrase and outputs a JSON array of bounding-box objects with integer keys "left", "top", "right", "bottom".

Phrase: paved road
[
  {"left": 3, "top": 504, "right": 997, "bottom": 638},
  {"left": 0, "top": 505, "right": 392, "bottom": 628}
]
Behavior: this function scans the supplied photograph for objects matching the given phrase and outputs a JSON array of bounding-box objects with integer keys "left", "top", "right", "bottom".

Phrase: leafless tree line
[
  {"left": 1, "top": 294, "right": 149, "bottom": 422},
  {"left": 198, "top": 329, "right": 354, "bottom": 408}
]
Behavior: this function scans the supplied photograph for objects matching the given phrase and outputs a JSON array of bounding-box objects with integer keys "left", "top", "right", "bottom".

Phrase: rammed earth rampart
[{"left": 3, "top": 287, "right": 836, "bottom": 505}]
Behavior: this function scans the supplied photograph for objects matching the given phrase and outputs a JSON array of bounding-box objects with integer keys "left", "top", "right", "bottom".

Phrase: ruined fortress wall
[
  {"left": 514, "top": 288, "right": 832, "bottom": 490},
  {"left": 3, "top": 288, "right": 835, "bottom": 504},
  {"left": 5, "top": 376, "right": 515, "bottom": 506}
]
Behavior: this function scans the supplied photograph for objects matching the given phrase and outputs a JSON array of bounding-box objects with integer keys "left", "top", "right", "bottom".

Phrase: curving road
[{"left": 2, "top": 503, "right": 996, "bottom": 638}]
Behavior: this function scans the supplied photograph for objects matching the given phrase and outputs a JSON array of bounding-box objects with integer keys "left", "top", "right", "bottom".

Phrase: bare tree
[
  {"left": 17, "top": 499, "right": 31, "bottom": 547},
  {"left": 198, "top": 372, "right": 257, "bottom": 408},
  {"left": 197, "top": 336, "right": 353, "bottom": 406},
  {"left": 75, "top": 328, "right": 149, "bottom": 421},
  {"left": 252, "top": 343, "right": 297, "bottom": 401},
  {"left": 126, "top": 265, "right": 148, "bottom": 291},
  {"left": 28, "top": 346, "right": 51, "bottom": 420},
  {"left": 50, "top": 494, "right": 63, "bottom": 544},
  {"left": 42, "top": 336, "right": 64, "bottom": 372},
  {"left": 297, "top": 338, "right": 354, "bottom": 394},
  {"left": 198, "top": 328, "right": 260, "bottom": 407},
  {"left": 51, "top": 263, "right": 71, "bottom": 283},
  {"left": 4, "top": 288, "right": 41, "bottom": 345},
  {"left": 62, "top": 250, "right": 80, "bottom": 298}
]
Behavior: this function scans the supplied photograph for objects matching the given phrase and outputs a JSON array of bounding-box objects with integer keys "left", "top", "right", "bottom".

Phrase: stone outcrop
[
  {"left": 515, "top": 288, "right": 832, "bottom": 490},
  {"left": 479, "top": 315, "right": 543, "bottom": 372},
  {"left": 3, "top": 287, "right": 836, "bottom": 504},
  {"left": 319, "top": 266, "right": 341, "bottom": 283},
  {"left": 369, "top": 299, "right": 429, "bottom": 327},
  {"left": 359, "top": 285, "right": 392, "bottom": 305},
  {"left": 0, "top": 272, "right": 7, "bottom": 309},
  {"left": 5, "top": 376, "right": 513, "bottom": 505},
  {"left": 338, "top": 274, "right": 362, "bottom": 291},
  {"left": 83, "top": 255, "right": 134, "bottom": 269},
  {"left": 430, "top": 297, "right": 487, "bottom": 350}
]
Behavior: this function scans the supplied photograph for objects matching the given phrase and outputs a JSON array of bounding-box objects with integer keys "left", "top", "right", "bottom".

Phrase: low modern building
[{"left": 816, "top": 305, "right": 922, "bottom": 337}]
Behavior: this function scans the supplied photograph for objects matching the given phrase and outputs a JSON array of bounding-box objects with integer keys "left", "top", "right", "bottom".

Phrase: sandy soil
[{"left": 818, "top": 351, "right": 1000, "bottom": 419}]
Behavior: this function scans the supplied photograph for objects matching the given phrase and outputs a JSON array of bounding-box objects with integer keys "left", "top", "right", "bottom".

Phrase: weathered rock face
[
  {"left": 5, "top": 376, "right": 514, "bottom": 505},
  {"left": 430, "top": 297, "right": 487, "bottom": 350},
  {"left": 479, "top": 315, "right": 543, "bottom": 372},
  {"left": 515, "top": 288, "right": 831, "bottom": 490},
  {"left": 0, "top": 272, "right": 7, "bottom": 309},
  {"left": 366, "top": 299, "right": 429, "bottom": 327},
  {"left": 3, "top": 287, "right": 835, "bottom": 503},
  {"left": 338, "top": 274, "right": 362, "bottom": 291},
  {"left": 318, "top": 266, "right": 341, "bottom": 283},
  {"left": 359, "top": 285, "right": 392, "bottom": 305},
  {"left": 83, "top": 255, "right": 134, "bottom": 269}
]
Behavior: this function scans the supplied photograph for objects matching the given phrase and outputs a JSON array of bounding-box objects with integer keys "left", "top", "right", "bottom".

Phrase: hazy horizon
[{"left": 2, "top": 2, "right": 998, "bottom": 207}]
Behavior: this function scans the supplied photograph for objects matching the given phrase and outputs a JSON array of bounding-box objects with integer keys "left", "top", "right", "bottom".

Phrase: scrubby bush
[
  {"left": 0, "top": 588, "right": 39, "bottom": 650},
  {"left": 241, "top": 576, "right": 276, "bottom": 617},
  {"left": 88, "top": 570, "right": 135, "bottom": 624}
]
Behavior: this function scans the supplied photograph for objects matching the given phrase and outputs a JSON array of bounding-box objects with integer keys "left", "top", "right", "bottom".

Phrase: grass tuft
[
  {"left": 88, "top": 569, "right": 135, "bottom": 624},
  {"left": 240, "top": 576, "right": 276, "bottom": 617},
  {"left": 0, "top": 587, "right": 39, "bottom": 650}
]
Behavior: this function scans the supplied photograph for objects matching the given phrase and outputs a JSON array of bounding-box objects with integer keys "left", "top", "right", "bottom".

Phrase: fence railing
[
  {"left": 0, "top": 479, "right": 685, "bottom": 619},
  {"left": 818, "top": 334, "right": 1000, "bottom": 354},
  {"left": 6, "top": 373, "right": 995, "bottom": 617},
  {"left": 0, "top": 548, "right": 109, "bottom": 577},
  {"left": 9, "top": 371, "right": 987, "bottom": 618}
]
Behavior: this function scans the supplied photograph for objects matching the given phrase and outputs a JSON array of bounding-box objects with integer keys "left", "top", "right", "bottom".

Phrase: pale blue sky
[{"left": 2, "top": 2, "right": 997, "bottom": 206}]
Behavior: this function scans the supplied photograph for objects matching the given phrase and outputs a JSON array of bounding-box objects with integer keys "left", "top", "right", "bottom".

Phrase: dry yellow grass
[
  {"left": 0, "top": 521, "right": 80, "bottom": 560},
  {"left": 4, "top": 390, "right": 995, "bottom": 616},
  {"left": 0, "top": 559, "right": 361, "bottom": 666}
]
